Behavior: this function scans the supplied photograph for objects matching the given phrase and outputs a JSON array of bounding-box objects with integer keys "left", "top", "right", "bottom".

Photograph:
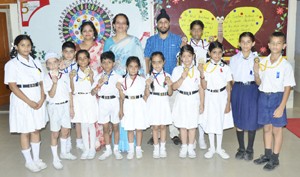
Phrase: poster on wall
[
  {"left": 19, "top": 0, "right": 152, "bottom": 60},
  {"left": 154, "top": 0, "right": 288, "bottom": 57}
]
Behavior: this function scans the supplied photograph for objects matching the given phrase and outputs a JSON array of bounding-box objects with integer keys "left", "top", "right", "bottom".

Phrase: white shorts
[
  {"left": 98, "top": 98, "right": 120, "bottom": 124},
  {"left": 47, "top": 101, "right": 71, "bottom": 132}
]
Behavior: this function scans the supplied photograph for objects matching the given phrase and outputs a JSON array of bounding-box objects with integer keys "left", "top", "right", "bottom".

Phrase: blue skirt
[
  {"left": 231, "top": 83, "right": 262, "bottom": 130},
  {"left": 258, "top": 92, "right": 287, "bottom": 127}
]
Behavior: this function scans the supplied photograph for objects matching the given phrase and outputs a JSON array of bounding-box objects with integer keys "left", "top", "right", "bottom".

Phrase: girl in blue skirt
[{"left": 230, "top": 32, "right": 262, "bottom": 161}]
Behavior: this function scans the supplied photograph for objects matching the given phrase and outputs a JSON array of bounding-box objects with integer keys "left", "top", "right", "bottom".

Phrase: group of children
[{"left": 4, "top": 20, "right": 295, "bottom": 172}]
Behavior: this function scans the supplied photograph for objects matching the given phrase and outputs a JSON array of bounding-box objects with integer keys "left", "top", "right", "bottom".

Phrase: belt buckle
[
  {"left": 159, "top": 93, "right": 163, "bottom": 96},
  {"left": 130, "top": 96, "right": 135, "bottom": 99}
]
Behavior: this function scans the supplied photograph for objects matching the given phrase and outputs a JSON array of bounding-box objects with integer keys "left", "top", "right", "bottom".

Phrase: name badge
[{"left": 276, "top": 71, "right": 280, "bottom": 78}]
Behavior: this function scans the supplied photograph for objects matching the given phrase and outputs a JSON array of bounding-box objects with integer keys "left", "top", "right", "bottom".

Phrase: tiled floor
[{"left": 0, "top": 108, "right": 299, "bottom": 177}]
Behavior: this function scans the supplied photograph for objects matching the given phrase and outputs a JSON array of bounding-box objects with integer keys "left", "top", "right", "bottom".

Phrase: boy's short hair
[
  {"left": 270, "top": 32, "right": 286, "bottom": 43},
  {"left": 62, "top": 41, "right": 76, "bottom": 51},
  {"left": 190, "top": 20, "right": 204, "bottom": 30},
  {"left": 101, "top": 51, "right": 115, "bottom": 62}
]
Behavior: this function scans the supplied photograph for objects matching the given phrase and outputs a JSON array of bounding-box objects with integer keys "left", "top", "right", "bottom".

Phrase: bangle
[{"left": 200, "top": 75, "right": 205, "bottom": 79}]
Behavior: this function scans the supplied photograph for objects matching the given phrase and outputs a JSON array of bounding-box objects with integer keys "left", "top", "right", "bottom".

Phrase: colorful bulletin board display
[
  {"left": 19, "top": 0, "right": 152, "bottom": 60},
  {"left": 154, "top": 0, "right": 288, "bottom": 57}
]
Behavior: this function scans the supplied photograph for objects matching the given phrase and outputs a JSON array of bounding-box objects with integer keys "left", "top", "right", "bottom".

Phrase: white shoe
[
  {"left": 216, "top": 149, "right": 230, "bottom": 159},
  {"left": 98, "top": 149, "right": 112, "bottom": 160},
  {"left": 127, "top": 151, "right": 134, "bottom": 160},
  {"left": 199, "top": 139, "right": 207, "bottom": 150},
  {"left": 25, "top": 162, "right": 40, "bottom": 172},
  {"left": 114, "top": 150, "right": 123, "bottom": 160},
  {"left": 204, "top": 148, "right": 215, "bottom": 159},
  {"left": 188, "top": 148, "right": 196, "bottom": 158},
  {"left": 179, "top": 147, "right": 187, "bottom": 158},
  {"left": 80, "top": 150, "right": 89, "bottom": 160},
  {"left": 53, "top": 160, "right": 63, "bottom": 170},
  {"left": 160, "top": 149, "right": 167, "bottom": 158},
  {"left": 76, "top": 143, "right": 84, "bottom": 151},
  {"left": 87, "top": 150, "right": 96, "bottom": 159},
  {"left": 153, "top": 149, "right": 160, "bottom": 159},
  {"left": 60, "top": 153, "right": 77, "bottom": 160},
  {"left": 34, "top": 159, "right": 47, "bottom": 170},
  {"left": 136, "top": 149, "right": 143, "bottom": 159}
]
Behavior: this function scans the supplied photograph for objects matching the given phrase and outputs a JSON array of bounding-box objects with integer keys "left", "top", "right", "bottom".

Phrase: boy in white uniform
[
  {"left": 253, "top": 32, "right": 295, "bottom": 171},
  {"left": 44, "top": 52, "right": 76, "bottom": 170},
  {"left": 91, "top": 51, "right": 123, "bottom": 160}
]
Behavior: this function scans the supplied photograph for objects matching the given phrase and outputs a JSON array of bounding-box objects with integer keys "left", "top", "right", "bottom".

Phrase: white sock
[
  {"left": 106, "top": 144, "right": 112, "bottom": 151},
  {"left": 160, "top": 142, "right": 166, "bottom": 150},
  {"left": 21, "top": 148, "right": 33, "bottom": 164},
  {"left": 88, "top": 123, "right": 96, "bottom": 152},
  {"left": 81, "top": 123, "right": 89, "bottom": 151},
  {"left": 60, "top": 138, "right": 67, "bottom": 155},
  {"left": 181, "top": 144, "right": 187, "bottom": 149},
  {"left": 208, "top": 133, "right": 215, "bottom": 150},
  {"left": 66, "top": 136, "right": 71, "bottom": 152},
  {"left": 136, "top": 146, "right": 141, "bottom": 151},
  {"left": 76, "top": 138, "right": 83, "bottom": 146},
  {"left": 198, "top": 125, "right": 205, "bottom": 141},
  {"left": 216, "top": 134, "right": 223, "bottom": 152},
  {"left": 51, "top": 145, "right": 59, "bottom": 162},
  {"left": 30, "top": 142, "right": 41, "bottom": 161},
  {"left": 153, "top": 144, "right": 159, "bottom": 151},
  {"left": 188, "top": 144, "right": 194, "bottom": 151},
  {"left": 129, "top": 143, "right": 134, "bottom": 152},
  {"left": 113, "top": 144, "right": 119, "bottom": 151}
]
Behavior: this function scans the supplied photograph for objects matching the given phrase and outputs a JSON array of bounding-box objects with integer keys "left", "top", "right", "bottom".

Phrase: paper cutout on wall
[
  {"left": 20, "top": 0, "right": 50, "bottom": 27},
  {"left": 179, "top": 7, "right": 263, "bottom": 48},
  {"left": 58, "top": 1, "right": 114, "bottom": 44}
]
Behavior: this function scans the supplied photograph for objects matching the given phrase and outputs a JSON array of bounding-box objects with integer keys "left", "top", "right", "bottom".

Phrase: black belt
[
  {"left": 77, "top": 92, "right": 90, "bottom": 94},
  {"left": 150, "top": 92, "right": 168, "bottom": 96},
  {"left": 100, "top": 95, "right": 116, "bottom": 99},
  {"left": 178, "top": 90, "right": 198, "bottom": 96},
  {"left": 207, "top": 86, "right": 226, "bottom": 93},
  {"left": 54, "top": 100, "right": 68, "bottom": 105},
  {"left": 235, "top": 81, "right": 256, "bottom": 85},
  {"left": 17, "top": 82, "right": 39, "bottom": 88},
  {"left": 125, "top": 94, "right": 143, "bottom": 99}
]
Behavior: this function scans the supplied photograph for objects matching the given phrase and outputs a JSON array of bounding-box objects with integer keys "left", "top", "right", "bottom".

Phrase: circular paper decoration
[{"left": 58, "top": 0, "right": 113, "bottom": 44}]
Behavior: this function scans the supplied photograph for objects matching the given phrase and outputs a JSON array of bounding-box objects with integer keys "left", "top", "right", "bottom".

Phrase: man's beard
[{"left": 158, "top": 26, "right": 170, "bottom": 34}]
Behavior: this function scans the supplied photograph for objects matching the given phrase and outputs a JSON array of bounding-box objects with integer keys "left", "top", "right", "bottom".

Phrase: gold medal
[
  {"left": 198, "top": 58, "right": 206, "bottom": 64},
  {"left": 254, "top": 57, "right": 260, "bottom": 63}
]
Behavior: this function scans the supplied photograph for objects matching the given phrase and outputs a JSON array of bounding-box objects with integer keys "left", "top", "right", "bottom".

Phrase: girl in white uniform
[
  {"left": 70, "top": 50, "right": 98, "bottom": 160},
  {"left": 144, "top": 52, "right": 173, "bottom": 158},
  {"left": 4, "top": 35, "right": 48, "bottom": 172},
  {"left": 198, "top": 41, "right": 233, "bottom": 159},
  {"left": 117, "top": 57, "right": 148, "bottom": 160},
  {"left": 172, "top": 45, "right": 204, "bottom": 158}
]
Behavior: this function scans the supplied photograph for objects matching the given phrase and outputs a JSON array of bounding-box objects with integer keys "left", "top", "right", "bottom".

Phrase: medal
[
  {"left": 254, "top": 57, "right": 260, "bottom": 63},
  {"left": 198, "top": 58, "right": 206, "bottom": 65}
]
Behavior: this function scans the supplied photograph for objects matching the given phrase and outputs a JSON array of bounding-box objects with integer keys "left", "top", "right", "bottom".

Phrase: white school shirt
[
  {"left": 172, "top": 65, "right": 200, "bottom": 91},
  {"left": 73, "top": 68, "right": 96, "bottom": 93},
  {"left": 119, "top": 75, "right": 146, "bottom": 96},
  {"left": 4, "top": 54, "right": 43, "bottom": 85},
  {"left": 189, "top": 39, "right": 209, "bottom": 64},
  {"left": 92, "top": 70, "right": 121, "bottom": 96},
  {"left": 258, "top": 55, "right": 295, "bottom": 92},
  {"left": 60, "top": 60, "right": 78, "bottom": 74},
  {"left": 204, "top": 60, "right": 232, "bottom": 89},
  {"left": 147, "top": 70, "right": 171, "bottom": 93},
  {"left": 230, "top": 51, "right": 258, "bottom": 82},
  {"left": 44, "top": 72, "right": 71, "bottom": 103}
]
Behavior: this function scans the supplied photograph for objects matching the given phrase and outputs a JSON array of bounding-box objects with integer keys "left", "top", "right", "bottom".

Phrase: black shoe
[
  {"left": 147, "top": 137, "right": 154, "bottom": 145},
  {"left": 263, "top": 159, "right": 279, "bottom": 171},
  {"left": 235, "top": 149, "right": 245, "bottom": 160},
  {"left": 171, "top": 136, "right": 181, "bottom": 145},
  {"left": 244, "top": 150, "right": 254, "bottom": 161},
  {"left": 253, "top": 155, "right": 270, "bottom": 165}
]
